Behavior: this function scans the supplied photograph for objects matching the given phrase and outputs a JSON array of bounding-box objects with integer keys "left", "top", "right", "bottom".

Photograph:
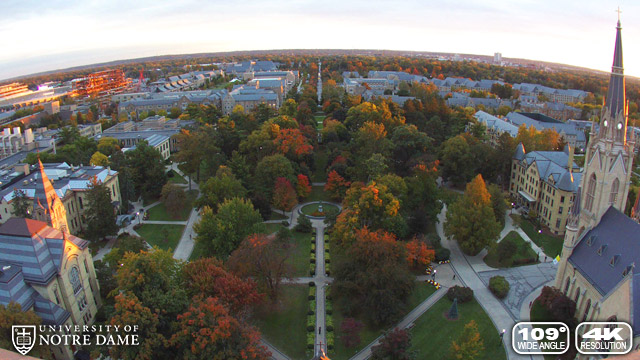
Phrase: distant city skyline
[{"left": 0, "top": 0, "right": 639, "bottom": 81}]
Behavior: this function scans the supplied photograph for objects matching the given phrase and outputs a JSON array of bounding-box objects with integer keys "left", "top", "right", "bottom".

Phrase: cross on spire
[{"left": 616, "top": 6, "right": 622, "bottom": 22}]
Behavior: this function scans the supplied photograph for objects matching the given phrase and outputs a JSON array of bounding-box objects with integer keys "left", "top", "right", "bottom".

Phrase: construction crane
[{"left": 137, "top": 69, "right": 144, "bottom": 92}]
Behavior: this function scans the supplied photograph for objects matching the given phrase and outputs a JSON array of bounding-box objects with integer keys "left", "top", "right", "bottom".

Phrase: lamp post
[
  {"left": 511, "top": 202, "right": 514, "bottom": 214},
  {"left": 499, "top": 329, "right": 506, "bottom": 347},
  {"left": 136, "top": 211, "right": 140, "bottom": 225}
]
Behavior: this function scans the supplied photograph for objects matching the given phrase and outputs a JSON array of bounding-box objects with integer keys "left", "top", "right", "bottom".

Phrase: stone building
[{"left": 554, "top": 19, "right": 640, "bottom": 354}]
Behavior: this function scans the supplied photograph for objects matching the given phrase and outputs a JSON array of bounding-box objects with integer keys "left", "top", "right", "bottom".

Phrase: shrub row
[
  {"left": 307, "top": 332, "right": 314, "bottom": 349},
  {"left": 307, "top": 315, "right": 315, "bottom": 332},
  {"left": 327, "top": 331, "right": 334, "bottom": 351},
  {"left": 325, "top": 263, "right": 331, "bottom": 276},
  {"left": 309, "top": 262, "right": 315, "bottom": 276},
  {"left": 309, "top": 287, "right": 315, "bottom": 300}
]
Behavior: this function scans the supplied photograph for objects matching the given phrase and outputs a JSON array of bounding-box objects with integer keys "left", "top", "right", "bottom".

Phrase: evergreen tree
[
  {"left": 85, "top": 177, "right": 118, "bottom": 241},
  {"left": 12, "top": 189, "right": 31, "bottom": 218}
]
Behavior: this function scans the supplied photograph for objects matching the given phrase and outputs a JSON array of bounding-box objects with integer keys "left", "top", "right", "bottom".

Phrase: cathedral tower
[
  {"left": 555, "top": 18, "right": 635, "bottom": 288},
  {"left": 32, "top": 159, "right": 69, "bottom": 233}
]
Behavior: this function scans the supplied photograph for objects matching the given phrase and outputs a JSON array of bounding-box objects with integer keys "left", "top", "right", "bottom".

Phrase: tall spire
[
  {"left": 34, "top": 159, "right": 69, "bottom": 233},
  {"left": 606, "top": 17, "right": 625, "bottom": 119}
]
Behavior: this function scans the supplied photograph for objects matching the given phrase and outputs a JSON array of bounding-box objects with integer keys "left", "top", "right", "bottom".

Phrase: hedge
[
  {"left": 309, "top": 287, "right": 315, "bottom": 300},
  {"left": 489, "top": 275, "right": 510, "bottom": 299},
  {"left": 325, "top": 263, "right": 331, "bottom": 276},
  {"left": 307, "top": 332, "right": 315, "bottom": 349},
  {"left": 307, "top": 315, "right": 315, "bottom": 332},
  {"left": 327, "top": 331, "right": 335, "bottom": 350},
  {"left": 446, "top": 285, "right": 474, "bottom": 303},
  {"left": 326, "top": 314, "right": 333, "bottom": 330},
  {"left": 326, "top": 301, "right": 332, "bottom": 315},
  {"left": 435, "top": 247, "right": 451, "bottom": 262}
]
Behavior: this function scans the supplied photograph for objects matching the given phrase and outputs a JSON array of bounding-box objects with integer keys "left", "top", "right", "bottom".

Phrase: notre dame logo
[{"left": 12, "top": 325, "right": 36, "bottom": 355}]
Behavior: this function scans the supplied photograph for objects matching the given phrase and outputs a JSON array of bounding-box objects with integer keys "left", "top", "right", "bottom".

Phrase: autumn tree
[
  {"left": 273, "top": 128, "right": 313, "bottom": 159},
  {"left": 449, "top": 320, "right": 484, "bottom": 360},
  {"left": 227, "top": 234, "right": 293, "bottom": 301},
  {"left": 85, "top": 177, "right": 118, "bottom": 241},
  {"left": 296, "top": 174, "right": 312, "bottom": 199},
  {"left": 340, "top": 318, "right": 364, "bottom": 348},
  {"left": 272, "top": 177, "right": 298, "bottom": 212},
  {"left": 444, "top": 175, "right": 501, "bottom": 255},
  {"left": 97, "top": 136, "right": 121, "bottom": 156},
  {"left": 0, "top": 303, "right": 50, "bottom": 359},
  {"left": 11, "top": 189, "right": 31, "bottom": 218},
  {"left": 194, "top": 198, "right": 265, "bottom": 258},
  {"left": 125, "top": 140, "right": 167, "bottom": 200},
  {"left": 182, "top": 257, "right": 262, "bottom": 316},
  {"left": 103, "top": 234, "right": 147, "bottom": 268},
  {"left": 90, "top": 151, "right": 109, "bottom": 166},
  {"left": 405, "top": 237, "right": 435, "bottom": 270},
  {"left": 109, "top": 293, "right": 166, "bottom": 360},
  {"left": 169, "top": 297, "right": 270, "bottom": 360},
  {"left": 370, "top": 328, "right": 415, "bottom": 360},
  {"left": 161, "top": 183, "right": 186, "bottom": 219},
  {"left": 325, "top": 170, "right": 351, "bottom": 201},
  {"left": 439, "top": 134, "right": 476, "bottom": 187},
  {"left": 333, "top": 228, "right": 413, "bottom": 325}
]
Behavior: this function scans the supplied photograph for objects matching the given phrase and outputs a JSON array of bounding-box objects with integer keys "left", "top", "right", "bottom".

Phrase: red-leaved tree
[
  {"left": 169, "top": 297, "right": 270, "bottom": 360},
  {"left": 296, "top": 174, "right": 312, "bottom": 199},
  {"left": 325, "top": 170, "right": 351, "bottom": 201},
  {"left": 405, "top": 237, "right": 435, "bottom": 270},
  {"left": 183, "top": 257, "right": 263, "bottom": 316},
  {"left": 272, "top": 177, "right": 298, "bottom": 212}
]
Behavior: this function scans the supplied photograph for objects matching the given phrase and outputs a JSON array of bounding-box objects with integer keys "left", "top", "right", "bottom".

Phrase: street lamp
[
  {"left": 136, "top": 211, "right": 140, "bottom": 225},
  {"left": 511, "top": 202, "right": 514, "bottom": 214},
  {"left": 499, "top": 329, "right": 506, "bottom": 347}
]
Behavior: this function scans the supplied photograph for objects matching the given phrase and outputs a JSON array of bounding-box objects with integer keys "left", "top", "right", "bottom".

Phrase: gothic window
[
  {"left": 610, "top": 178, "right": 620, "bottom": 204},
  {"left": 585, "top": 173, "right": 597, "bottom": 212},
  {"left": 69, "top": 266, "right": 82, "bottom": 295},
  {"left": 564, "top": 278, "right": 571, "bottom": 295},
  {"left": 582, "top": 299, "right": 591, "bottom": 322},
  {"left": 574, "top": 287, "right": 581, "bottom": 304}
]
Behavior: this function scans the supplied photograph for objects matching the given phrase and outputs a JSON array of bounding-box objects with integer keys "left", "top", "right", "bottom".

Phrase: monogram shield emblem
[{"left": 12, "top": 325, "right": 36, "bottom": 356}]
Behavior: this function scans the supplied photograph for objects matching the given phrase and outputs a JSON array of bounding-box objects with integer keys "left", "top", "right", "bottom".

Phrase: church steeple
[
  {"left": 599, "top": 18, "right": 628, "bottom": 142},
  {"left": 33, "top": 159, "right": 69, "bottom": 233}
]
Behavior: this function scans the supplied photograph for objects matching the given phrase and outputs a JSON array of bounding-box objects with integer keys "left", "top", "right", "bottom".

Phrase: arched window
[
  {"left": 585, "top": 174, "right": 597, "bottom": 212},
  {"left": 564, "top": 277, "right": 571, "bottom": 295},
  {"left": 582, "top": 299, "right": 591, "bottom": 322},
  {"left": 609, "top": 178, "right": 620, "bottom": 204},
  {"left": 69, "top": 266, "right": 82, "bottom": 294},
  {"left": 574, "top": 287, "right": 581, "bottom": 304}
]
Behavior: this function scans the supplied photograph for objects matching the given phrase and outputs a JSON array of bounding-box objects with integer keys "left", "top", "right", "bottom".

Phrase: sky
[{"left": 0, "top": 0, "right": 639, "bottom": 81}]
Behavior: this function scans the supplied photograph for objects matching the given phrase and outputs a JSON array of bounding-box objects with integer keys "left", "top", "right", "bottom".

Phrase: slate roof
[
  {"left": 568, "top": 207, "right": 640, "bottom": 332},
  {"left": 475, "top": 111, "right": 519, "bottom": 137},
  {"left": 0, "top": 219, "right": 83, "bottom": 325},
  {"left": 518, "top": 150, "right": 581, "bottom": 192}
]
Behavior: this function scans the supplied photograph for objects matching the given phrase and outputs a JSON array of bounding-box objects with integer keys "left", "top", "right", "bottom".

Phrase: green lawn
[
  {"left": 513, "top": 215, "right": 563, "bottom": 258},
  {"left": 330, "top": 282, "right": 437, "bottom": 359},
  {"left": 314, "top": 115, "right": 326, "bottom": 130},
  {"left": 167, "top": 170, "right": 187, "bottom": 184},
  {"left": 269, "top": 211, "right": 288, "bottom": 221},
  {"left": 189, "top": 240, "right": 206, "bottom": 261},
  {"left": 307, "top": 186, "right": 331, "bottom": 202},
  {"left": 484, "top": 231, "right": 538, "bottom": 268},
  {"left": 147, "top": 189, "right": 197, "bottom": 221},
  {"left": 410, "top": 297, "right": 507, "bottom": 360},
  {"left": 313, "top": 149, "right": 328, "bottom": 183},
  {"left": 136, "top": 224, "right": 185, "bottom": 251},
  {"left": 253, "top": 285, "right": 308, "bottom": 360},
  {"left": 301, "top": 203, "right": 339, "bottom": 216},
  {"left": 263, "top": 222, "right": 286, "bottom": 235},
  {"left": 289, "top": 230, "right": 312, "bottom": 277}
]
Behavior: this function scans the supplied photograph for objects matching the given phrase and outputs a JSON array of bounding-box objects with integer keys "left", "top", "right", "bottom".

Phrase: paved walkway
[{"left": 437, "top": 205, "right": 543, "bottom": 360}]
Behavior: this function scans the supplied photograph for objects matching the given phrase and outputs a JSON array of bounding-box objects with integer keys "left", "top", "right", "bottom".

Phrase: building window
[
  {"left": 79, "top": 197, "right": 84, "bottom": 209},
  {"left": 559, "top": 207, "right": 563, "bottom": 214},
  {"left": 561, "top": 196, "right": 565, "bottom": 203},
  {"left": 582, "top": 299, "right": 591, "bottom": 322},
  {"left": 564, "top": 278, "right": 570, "bottom": 295},
  {"left": 556, "top": 219, "right": 561, "bottom": 228},
  {"left": 69, "top": 267, "right": 82, "bottom": 294},
  {"left": 610, "top": 178, "right": 620, "bottom": 204},
  {"left": 585, "top": 174, "right": 597, "bottom": 212},
  {"left": 84, "top": 259, "right": 89, "bottom": 274},
  {"left": 574, "top": 287, "right": 581, "bottom": 304},
  {"left": 53, "top": 289, "right": 61, "bottom": 304}
]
